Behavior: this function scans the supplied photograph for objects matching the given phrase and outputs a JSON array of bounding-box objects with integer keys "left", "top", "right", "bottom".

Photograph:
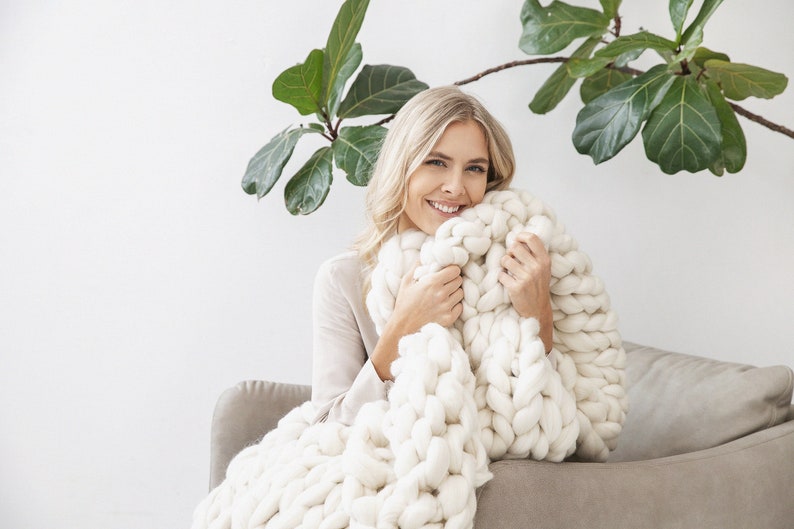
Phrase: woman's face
[{"left": 398, "top": 120, "right": 489, "bottom": 235}]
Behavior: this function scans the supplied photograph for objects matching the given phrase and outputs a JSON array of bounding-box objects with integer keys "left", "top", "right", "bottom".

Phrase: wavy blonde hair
[{"left": 355, "top": 85, "right": 516, "bottom": 293}]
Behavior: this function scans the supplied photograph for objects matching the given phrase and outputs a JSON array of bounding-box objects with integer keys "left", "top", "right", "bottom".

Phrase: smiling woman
[{"left": 310, "top": 86, "right": 554, "bottom": 423}]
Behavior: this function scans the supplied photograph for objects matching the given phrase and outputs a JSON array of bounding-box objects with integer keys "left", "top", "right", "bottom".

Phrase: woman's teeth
[{"left": 429, "top": 201, "right": 460, "bottom": 214}]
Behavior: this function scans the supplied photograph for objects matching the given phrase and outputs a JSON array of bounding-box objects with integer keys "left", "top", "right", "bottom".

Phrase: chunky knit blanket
[{"left": 192, "top": 189, "right": 627, "bottom": 529}]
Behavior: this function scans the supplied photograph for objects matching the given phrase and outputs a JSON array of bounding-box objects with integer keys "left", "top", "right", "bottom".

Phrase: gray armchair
[{"left": 207, "top": 343, "right": 794, "bottom": 529}]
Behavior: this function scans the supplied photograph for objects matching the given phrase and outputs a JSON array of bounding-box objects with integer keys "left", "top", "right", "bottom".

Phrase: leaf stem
[
  {"left": 319, "top": 110, "right": 338, "bottom": 141},
  {"left": 612, "top": 15, "right": 622, "bottom": 37}
]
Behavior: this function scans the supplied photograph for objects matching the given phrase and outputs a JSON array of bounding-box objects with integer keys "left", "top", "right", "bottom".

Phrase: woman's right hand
[
  {"left": 392, "top": 263, "right": 464, "bottom": 333},
  {"left": 370, "top": 263, "right": 463, "bottom": 380}
]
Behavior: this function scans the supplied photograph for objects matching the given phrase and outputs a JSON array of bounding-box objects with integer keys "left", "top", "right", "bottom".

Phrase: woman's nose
[{"left": 441, "top": 170, "right": 465, "bottom": 195}]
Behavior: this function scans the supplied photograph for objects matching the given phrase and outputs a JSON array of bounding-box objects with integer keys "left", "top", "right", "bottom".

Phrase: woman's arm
[
  {"left": 312, "top": 253, "right": 468, "bottom": 425},
  {"left": 311, "top": 256, "right": 389, "bottom": 424}
]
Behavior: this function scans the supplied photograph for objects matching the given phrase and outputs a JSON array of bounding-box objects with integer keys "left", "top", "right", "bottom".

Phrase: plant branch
[
  {"left": 374, "top": 114, "right": 396, "bottom": 126},
  {"left": 730, "top": 103, "right": 794, "bottom": 139},
  {"left": 454, "top": 57, "right": 569, "bottom": 86}
]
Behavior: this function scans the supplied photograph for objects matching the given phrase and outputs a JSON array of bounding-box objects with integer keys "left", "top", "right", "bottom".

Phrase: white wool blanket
[{"left": 192, "top": 189, "right": 627, "bottom": 529}]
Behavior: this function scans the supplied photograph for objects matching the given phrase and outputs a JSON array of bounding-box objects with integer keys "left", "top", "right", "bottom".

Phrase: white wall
[{"left": 1, "top": 1, "right": 792, "bottom": 527}]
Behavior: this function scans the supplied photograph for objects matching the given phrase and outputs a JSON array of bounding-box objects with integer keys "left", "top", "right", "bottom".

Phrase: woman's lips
[{"left": 427, "top": 200, "right": 463, "bottom": 215}]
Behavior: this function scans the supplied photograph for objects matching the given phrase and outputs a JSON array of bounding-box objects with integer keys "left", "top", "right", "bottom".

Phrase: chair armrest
[
  {"left": 474, "top": 419, "right": 794, "bottom": 529},
  {"left": 209, "top": 380, "right": 310, "bottom": 490}
]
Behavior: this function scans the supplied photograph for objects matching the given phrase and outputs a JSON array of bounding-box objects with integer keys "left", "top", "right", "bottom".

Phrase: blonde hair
[{"left": 355, "top": 85, "right": 515, "bottom": 291}]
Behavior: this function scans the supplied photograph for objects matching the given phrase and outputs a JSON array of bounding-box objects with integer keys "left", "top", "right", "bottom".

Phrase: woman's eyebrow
[
  {"left": 427, "top": 151, "right": 452, "bottom": 160},
  {"left": 427, "top": 151, "right": 490, "bottom": 165}
]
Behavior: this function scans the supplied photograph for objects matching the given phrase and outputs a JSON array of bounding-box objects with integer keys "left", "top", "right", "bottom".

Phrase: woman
[{"left": 311, "top": 86, "right": 552, "bottom": 424}]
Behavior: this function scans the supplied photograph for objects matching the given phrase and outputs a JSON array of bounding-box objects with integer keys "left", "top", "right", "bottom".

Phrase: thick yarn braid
[{"left": 191, "top": 188, "right": 626, "bottom": 529}]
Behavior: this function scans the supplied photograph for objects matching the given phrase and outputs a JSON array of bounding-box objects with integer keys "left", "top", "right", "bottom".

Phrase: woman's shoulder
[{"left": 315, "top": 250, "right": 364, "bottom": 287}]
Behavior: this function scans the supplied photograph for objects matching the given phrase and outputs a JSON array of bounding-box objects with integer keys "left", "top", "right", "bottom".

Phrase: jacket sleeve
[{"left": 310, "top": 256, "right": 390, "bottom": 425}]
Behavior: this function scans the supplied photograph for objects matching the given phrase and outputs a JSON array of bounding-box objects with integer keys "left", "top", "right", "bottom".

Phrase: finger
[
  {"left": 508, "top": 241, "right": 536, "bottom": 267},
  {"left": 436, "top": 264, "right": 462, "bottom": 282},
  {"left": 501, "top": 253, "right": 529, "bottom": 279},
  {"left": 401, "top": 260, "right": 421, "bottom": 286},
  {"left": 443, "top": 274, "right": 463, "bottom": 295},
  {"left": 448, "top": 286, "right": 464, "bottom": 305},
  {"left": 515, "top": 232, "right": 548, "bottom": 258},
  {"left": 498, "top": 269, "right": 519, "bottom": 289}
]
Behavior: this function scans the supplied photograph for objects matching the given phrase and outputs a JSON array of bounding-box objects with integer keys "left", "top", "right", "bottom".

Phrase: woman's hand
[
  {"left": 499, "top": 232, "right": 554, "bottom": 352},
  {"left": 371, "top": 264, "right": 463, "bottom": 380},
  {"left": 392, "top": 263, "right": 464, "bottom": 332}
]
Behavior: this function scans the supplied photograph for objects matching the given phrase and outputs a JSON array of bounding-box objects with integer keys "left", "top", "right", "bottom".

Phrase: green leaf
[
  {"left": 338, "top": 64, "right": 428, "bottom": 119},
  {"left": 331, "top": 125, "right": 388, "bottom": 185},
  {"left": 572, "top": 64, "right": 675, "bottom": 164},
  {"left": 519, "top": 0, "right": 610, "bottom": 55},
  {"left": 284, "top": 146, "right": 334, "bottom": 215},
  {"left": 680, "top": 0, "right": 723, "bottom": 46},
  {"left": 704, "top": 60, "right": 789, "bottom": 101},
  {"left": 242, "top": 127, "right": 318, "bottom": 198},
  {"left": 272, "top": 49, "right": 324, "bottom": 116},
  {"left": 326, "top": 43, "right": 362, "bottom": 119},
  {"left": 691, "top": 46, "right": 730, "bottom": 68},
  {"left": 641, "top": 75, "right": 722, "bottom": 174},
  {"left": 580, "top": 68, "right": 633, "bottom": 103},
  {"left": 566, "top": 56, "right": 611, "bottom": 78},
  {"left": 599, "top": 0, "right": 622, "bottom": 18},
  {"left": 530, "top": 37, "right": 601, "bottom": 114},
  {"left": 565, "top": 40, "right": 646, "bottom": 79},
  {"left": 672, "top": 0, "right": 724, "bottom": 62},
  {"left": 669, "top": 0, "right": 694, "bottom": 42},
  {"left": 594, "top": 31, "right": 678, "bottom": 60},
  {"left": 703, "top": 80, "right": 746, "bottom": 175},
  {"left": 613, "top": 48, "right": 644, "bottom": 68},
  {"left": 323, "top": 0, "right": 370, "bottom": 112}
]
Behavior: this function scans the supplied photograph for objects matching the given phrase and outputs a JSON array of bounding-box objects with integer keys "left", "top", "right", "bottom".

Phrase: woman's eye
[
  {"left": 467, "top": 165, "right": 486, "bottom": 173},
  {"left": 426, "top": 159, "right": 445, "bottom": 167}
]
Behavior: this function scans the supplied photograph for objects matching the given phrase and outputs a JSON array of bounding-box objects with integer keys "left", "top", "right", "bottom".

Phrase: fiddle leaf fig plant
[
  {"left": 242, "top": 0, "right": 427, "bottom": 215},
  {"left": 245, "top": 0, "right": 791, "bottom": 214},
  {"left": 520, "top": 0, "right": 787, "bottom": 175}
]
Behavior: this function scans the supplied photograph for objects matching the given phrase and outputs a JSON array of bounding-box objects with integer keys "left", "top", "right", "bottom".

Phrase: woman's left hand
[{"left": 499, "top": 232, "right": 553, "bottom": 351}]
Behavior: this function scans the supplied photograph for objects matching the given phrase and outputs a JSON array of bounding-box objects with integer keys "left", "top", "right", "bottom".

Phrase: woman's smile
[{"left": 427, "top": 200, "right": 463, "bottom": 215}]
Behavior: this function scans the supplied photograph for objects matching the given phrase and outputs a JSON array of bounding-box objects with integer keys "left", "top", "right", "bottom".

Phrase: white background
[{"left": 2, "top": 1, "right": 792, "bottom": 527}]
